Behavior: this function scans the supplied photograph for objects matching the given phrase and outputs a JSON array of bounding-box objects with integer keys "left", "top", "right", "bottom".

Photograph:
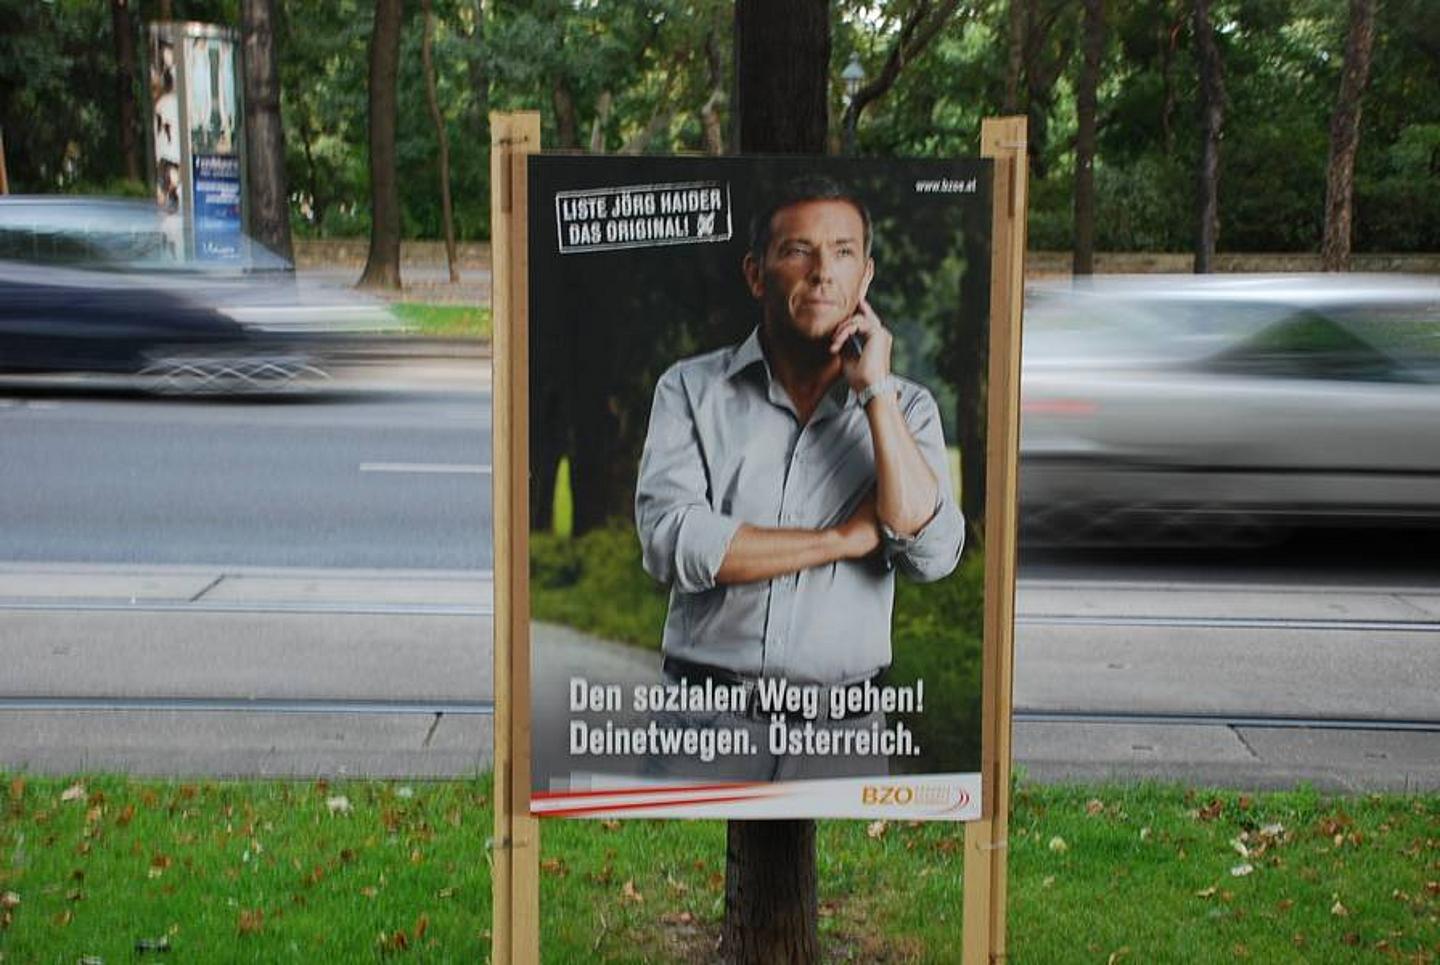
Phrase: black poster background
[{"left": 527, "top": 155, "right": 992, "bottom": 799}]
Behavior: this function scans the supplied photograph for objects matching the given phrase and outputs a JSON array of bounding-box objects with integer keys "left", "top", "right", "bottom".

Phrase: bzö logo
[
  {"left": 861, "top": 785, "right": 963, "bottom": 808},
  {"left": 862, "top": 785, "right": 915, "bottom": 805}
]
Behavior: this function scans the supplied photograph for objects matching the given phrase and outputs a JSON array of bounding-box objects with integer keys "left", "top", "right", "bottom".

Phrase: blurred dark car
[
  {"left": 1020, "top": 275, "right": 1440, "bottom": 545},
  {"left": 0, "top": 196, "right": 398, "bottom": 391}
]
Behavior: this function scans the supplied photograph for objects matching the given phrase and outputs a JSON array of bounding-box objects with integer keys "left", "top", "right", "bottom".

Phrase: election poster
[{"left": 527, "top": 156, "right": 993, "bottom": 820}]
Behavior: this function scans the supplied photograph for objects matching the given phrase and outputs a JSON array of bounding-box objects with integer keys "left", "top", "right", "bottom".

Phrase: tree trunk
[
  {"left": 112, "top": 0, "right": 142, "bottom": 183},
  {"left": 840, "top": 0, "right": 962, "bottom": 157},
  {"left": 359, "top": 0, "right": 404, "bottom": 291},
  {"left": 723, "top": 822, "right": 818, "bottom": 965},
  {"left": 1192, "top": 0, "right": 1225, "bottom": 273},
  {"left": 552, "top": 79, "right": 580, "bottom": 150},
  {"left": 1072, "top": 0, "right": 1103, "bottom": 275},
  {"left": 724, "top": 5, "right": 829, "bottom": 962},
  {"left": 465, "top": 0, "right": 489, "bottom": 146},
  {"left": 1322, "top": 0, "right": 1377, "bottom": 272},
  {"left": 734, "top": 0, "right": 828, "bottom": 154},
  {"left": 700, "top": 24, "right": 726, "bottom": 154},
  {"left": 421, "top": 0, "right": 459, "bottom": 282},
  {"left": 241, "top": 0, "right": 294, "bottom": 263},
  {"left": 1021, "top": 0, "right": 1074, "bottom": 180},
  {"left": 1159, "top": 9, "right": 1181, "bottom": 153},
  {"left": 1004, "top": 0, "right": 1026, "bottom": 113}
]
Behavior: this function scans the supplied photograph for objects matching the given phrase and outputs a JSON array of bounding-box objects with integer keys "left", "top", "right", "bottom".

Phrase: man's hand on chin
[{"left": 829, "top": 297, "right": 892, "bottom": 394}]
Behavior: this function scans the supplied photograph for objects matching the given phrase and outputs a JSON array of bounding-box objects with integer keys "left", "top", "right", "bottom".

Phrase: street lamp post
[{"left": 841, "top": 53, "right": 865, "bottom": 155}]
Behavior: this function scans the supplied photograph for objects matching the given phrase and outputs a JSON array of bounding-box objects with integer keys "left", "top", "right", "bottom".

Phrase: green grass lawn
[
  {"left": 2, "top": 774, "right": 1435, "bottom": 962},
  {"left": 390, "top": 303, "right": 493, "bottom": 340}
]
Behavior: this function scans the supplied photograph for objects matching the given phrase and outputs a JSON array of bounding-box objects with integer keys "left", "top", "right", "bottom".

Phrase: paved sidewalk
[{"left": 1, "top": 566, "right": 1435, "bottom": 790}]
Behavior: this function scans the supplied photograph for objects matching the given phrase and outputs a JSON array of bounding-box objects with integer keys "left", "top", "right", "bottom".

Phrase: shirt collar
[
  {"left": 723, "top": 327, "right": 768, "bottom": 381},
  {"left": 725, "top": 326, "right": 859, "bottom": 419}
]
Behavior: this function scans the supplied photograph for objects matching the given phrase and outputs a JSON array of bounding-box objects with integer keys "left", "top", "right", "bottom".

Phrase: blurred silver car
[{"left": 1020, "top": 274, "right": 1440, "bottom": 545}]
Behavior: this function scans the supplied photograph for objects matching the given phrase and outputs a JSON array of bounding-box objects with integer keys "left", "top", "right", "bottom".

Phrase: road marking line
[
  {"left": 359, "top": 462, "right": 491, "bottom": 474},
  {"left": 1019, "top": 614, "right": 1440, "bottom": 632},
  {"left": 0, "top": 696, "right": 495, "bottom": 715}
]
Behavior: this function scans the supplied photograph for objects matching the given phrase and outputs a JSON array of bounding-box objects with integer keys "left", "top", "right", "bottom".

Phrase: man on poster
[{"left": 634, "top": 176, "right": 964, "bottom": 780}]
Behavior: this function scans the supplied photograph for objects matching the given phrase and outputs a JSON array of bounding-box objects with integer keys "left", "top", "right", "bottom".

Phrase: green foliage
[
  {"left": 4, "top": 0, "right": 1438, "bottom": 253},
  {"left": 530, "top": 522, "right": 671, "bottom": 651},
  {"left": 889, "top": 549, "right": 986, "bottom": 774}
]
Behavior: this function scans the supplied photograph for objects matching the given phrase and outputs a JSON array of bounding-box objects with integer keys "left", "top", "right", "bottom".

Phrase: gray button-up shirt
[{"left": 635, "top": 328, "right": 965, "bottom": 685}]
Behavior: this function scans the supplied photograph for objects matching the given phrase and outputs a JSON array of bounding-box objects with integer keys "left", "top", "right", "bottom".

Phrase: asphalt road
[
  {"left": 0, "top": 364, "right": 1436, "bottom": 789},
  {"left": 0, "top": 364, "right": 491, "bottom": 569}
]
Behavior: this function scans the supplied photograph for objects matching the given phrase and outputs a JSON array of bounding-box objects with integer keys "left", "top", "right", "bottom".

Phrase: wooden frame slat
[
  {"left": 963, "top": 115, "right": 1029, "bottom": 965},
  {"left": 490, "top": 110, "right": 541, "bottom": 965}
]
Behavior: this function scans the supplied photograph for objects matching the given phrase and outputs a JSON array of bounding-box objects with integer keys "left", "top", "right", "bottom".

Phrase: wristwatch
[{"left": 856, "top": 375, "right": 897, "bottom": 409}]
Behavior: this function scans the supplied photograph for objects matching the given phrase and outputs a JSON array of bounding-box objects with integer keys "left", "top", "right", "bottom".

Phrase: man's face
[{"left": 744, "top": 199, "right": 874, "bottom": 344}]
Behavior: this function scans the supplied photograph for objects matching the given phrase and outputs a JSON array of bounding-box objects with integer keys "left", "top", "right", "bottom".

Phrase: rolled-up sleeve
[
  {"left": 635, "top": 365, "right": 742, "bottom": 593},
  {"left": 880, "top": 387, "right": 965, "bottom": 583}
]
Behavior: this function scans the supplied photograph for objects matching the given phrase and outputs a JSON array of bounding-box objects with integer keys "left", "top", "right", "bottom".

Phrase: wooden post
[
  {"left": 0, "top": 126, "right": 9, "bottom": 195},
  {"left": 962, "top": 115, "right": 1028, "bottom": 965},
  {"left": 490, "top": 109, "right": 541, "bottom": 965}
]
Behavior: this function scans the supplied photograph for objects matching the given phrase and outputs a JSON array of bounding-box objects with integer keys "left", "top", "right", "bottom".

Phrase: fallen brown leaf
[
  {"left": 1086, "top": 799, "right": 1104, "bottom": 816},
  {"left": 116, "top": 804, "right": 136, "bottom": 828},
  {"left": 237, "top": 909, "right": 264, "bottom": 935},
  {"left": 414, "top": 914, "right": 429, "bottom": 942},
  {"left": 540, "top": 858, "right": 567, "bottom": 877},
  {"left": 1195, "top": 885, "right": 1218, "bottom": 899},
  {"left": 621, "top": 879, "right": 644, "bottom": 903},
  {"left": 8, "top": 778, "right": 24, "bottom": 801},
  {"left": 60, "top": 784, "right": 86, "bottom": 804},
  {"left": 1331, "top": 900, "right": 1349, "bottom": 917},
  {"left": 1196, "top": 799, "right": 1224, "bottom": 822},
  {"left": 866, "top": 820, "right": 888, "bottom": 840},
  {"left": 0, "top": 892, "right": 19, "bottom": 910},
  {"left": 600, "top": 820, "right": 621, "bottom": 831}
]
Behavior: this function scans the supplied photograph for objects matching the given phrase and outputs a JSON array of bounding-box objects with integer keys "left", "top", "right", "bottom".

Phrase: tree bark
[
  {"left": 700, "top": 23, "right": 727, "bottom": 155},
  {"left": 241, "top": 0, "right": 294, "bottom": 263},
  {"left": 1322, "top": 0, "right": 1377, "bottom": 272},
  {"left": 112, "top": 0, "right": 143, "bottom": 183},
  {"left": 420, "top": 0, "right": 459, "bottom": 282},
  {"left": 1072, "top": 0, "right": 1103, "bottom": 275},
  {"left": 1004, "top": 0, "right": 1026, "bottom": 113},
  {"left": 465, "top": 0, "right": 489, "bottom": 146},
  {"left": 359, "top": 0, "right": 404, "bottom": 290},
  {"left": 723, "top": 822, "right": 818, "bottom": 965},
  {"left": 1021, "top": 0, "right": 1075, "bottom": 180},
  {"left": 734, "top": 0, "right": 828, "bottom": 154},
  {"left": 723, "top": 6, "right": 830, "bottom": 962},
  {"left": 551, "top": 78, "right": 580, "bottom": 150},
  {"left": 1191, "top": 0, "right": 1225, "bottom": 273}
]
